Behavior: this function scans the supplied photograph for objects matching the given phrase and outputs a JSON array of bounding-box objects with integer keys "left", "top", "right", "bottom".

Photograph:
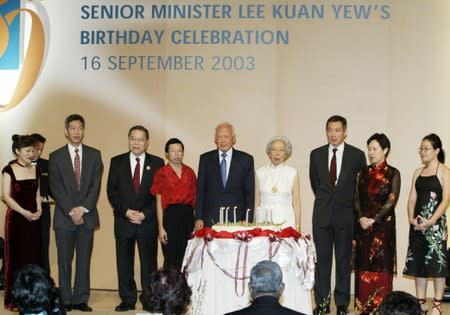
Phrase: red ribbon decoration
[{"left": 194, "top": 227, "right": 301, "bottom": 240}]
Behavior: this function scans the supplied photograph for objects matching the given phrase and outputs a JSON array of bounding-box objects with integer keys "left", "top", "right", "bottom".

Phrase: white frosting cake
[{"left": 211, "top": 223, "right": 281, "bottom": 233}]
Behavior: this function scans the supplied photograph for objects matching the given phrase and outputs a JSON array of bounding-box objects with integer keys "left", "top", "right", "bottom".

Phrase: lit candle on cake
[
  {"left": 233, "top": 206, "right": 237, "bottom": 224},
  {"left": 246, "top": 209, "right": 251, "bottom": 226},
  {"left": 219, "top": 207, "right": 224, "bottom": 224},
  {"left": 225, "top": 207, "right": 229, "bottom": 224}
]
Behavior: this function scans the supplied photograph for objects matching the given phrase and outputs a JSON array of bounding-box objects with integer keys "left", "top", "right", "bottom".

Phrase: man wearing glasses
[{"left": 107, "top": 125, "right": 164, "bottom": 312}]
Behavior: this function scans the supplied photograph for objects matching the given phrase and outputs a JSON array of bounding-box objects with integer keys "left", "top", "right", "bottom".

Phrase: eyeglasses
[
  {"left": 418, "top": 147, "right": 434, "bottom": 152},
  {"left": 129, "top": 137, "right": 147, "bottom": 142}
]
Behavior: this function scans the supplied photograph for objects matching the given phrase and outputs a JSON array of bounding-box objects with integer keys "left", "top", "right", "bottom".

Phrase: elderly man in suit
[
  {"left": 49, "top": 114, "right": 103, "bottom": 312},
  {"left": 195, "top": 122, "right": 254, "bottom": 229},
  {"left": 225, "top": 260, "right": 305, "bottom": 315},
  {"left": 309, "top": 115, "right": 366, "bottom": 315},
  {"left": 107, "top": 125, "right": 164, "bottom": 312}
]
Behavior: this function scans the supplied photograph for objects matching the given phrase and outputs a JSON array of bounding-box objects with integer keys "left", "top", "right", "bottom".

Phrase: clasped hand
[
  {"left": 21, "top": 208, "right": 42, "bottom": 222},
  {"left": 126, "top": 209, "right": 145, "bottom": 224},
  {"left": 412, "top": 215, "right": 432, "bottom": 232},
  {"left": 359, "top": 217, "right": 375, "bottom": 230},
  {"left": 69, "top": 206, "right": 85, "bottom": 225}
]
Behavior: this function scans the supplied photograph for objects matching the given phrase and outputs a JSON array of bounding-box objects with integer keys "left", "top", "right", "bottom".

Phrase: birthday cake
[{"left": 211, "top": 222, "right": 282, "bottom": 233}]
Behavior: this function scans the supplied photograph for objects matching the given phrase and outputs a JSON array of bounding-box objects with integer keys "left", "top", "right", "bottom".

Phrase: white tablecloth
[{"left": 183, "top": 231, "right": 316, "bottom": 315}]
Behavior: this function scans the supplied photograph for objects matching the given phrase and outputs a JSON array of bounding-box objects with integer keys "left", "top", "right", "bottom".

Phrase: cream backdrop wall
[{"left": 0, "top": 0, "right": 449, "bottom": 298}]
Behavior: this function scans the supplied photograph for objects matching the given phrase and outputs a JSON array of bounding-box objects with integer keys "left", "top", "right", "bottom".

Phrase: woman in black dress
[
  {"left": 403, "top": 134, "right": 450, "bottom": 315},
  {"left": 2, "top": 135, "right": 42, "bottom": 310}
]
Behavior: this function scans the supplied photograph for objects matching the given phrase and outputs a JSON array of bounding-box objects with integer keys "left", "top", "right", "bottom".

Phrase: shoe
[
  {"left": 115, "top": 302, "right": 135, "bottom": 312},
  {"left": 432, "top": 299, "right": 442, "bottom": 315},
  {"left": 62, "top": 304, "right": 72, "bottom": 312},
  {"left": 139, "top": 294, "right": 150, "bottom": 312},
  {"left": 72, "top": 303, "right": 92, "bottom": 312},
  {"left": 336, "top": 305, "right": 349, "bottom": 315},
  {"left": 313, "top": 305, "right": 331, "bottom": 315},
  {"left": 418, "top": 298, "right": 428, "bottom": 315}
]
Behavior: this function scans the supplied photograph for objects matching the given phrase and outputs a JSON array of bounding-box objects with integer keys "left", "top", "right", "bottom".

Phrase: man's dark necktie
[
  {"left": 74, "top": 148, "right": 81, "bottom": 190},
  {"left": 330, "top": 148, "right": 337, "bottom": 189},
  {"left": 220, "top": 152, "right": 227, "bottom": 188},
  {"left": 133, "top": 157, "right": 141, "bottom": 193}
]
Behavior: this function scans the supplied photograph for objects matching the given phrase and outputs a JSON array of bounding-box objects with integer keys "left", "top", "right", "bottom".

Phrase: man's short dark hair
[
  {"left": 326, "top": 115, "right": 347, "bottom": 131},
  {"left": 128, "top": 125, "right": 149, "bottom": 140},
  {"left": 31, "top": 133, "right": 46, "bottom": 143},
  {"left": 12, "top": 265, "right": 53, "bottom": 313},
  {"left": 249, "top": 260, "right": 283, "bottom": 294},
  {"left": 379, "top": 291, "right": 421, "bottom": 315},
  {"left": 64, "top": 114, "right": 85, "bottom": 129}
]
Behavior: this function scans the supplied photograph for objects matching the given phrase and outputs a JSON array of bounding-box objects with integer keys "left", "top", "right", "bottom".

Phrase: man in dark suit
[
  {"left": 107, "top": 125, "right": 164, "bottom": 312},
  {"left": 309, "top": 115, "right": 366, "bottom": 315},
  {"left": 195, "top": 122, "right": 254, "bottom": 229},
  {"left": 49, "top": 114, "right": 103, "bottom": 312},
  {"left": 225, "top": 260, "right": 305, "bottom": 315},
  {"left": 31, "top": 133, "right": 51, "bottom": 275}
]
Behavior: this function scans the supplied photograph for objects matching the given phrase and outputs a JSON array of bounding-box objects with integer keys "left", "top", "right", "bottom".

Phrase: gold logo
[{"left": 0, "top": 0, "right": 46, "bottom": 111}]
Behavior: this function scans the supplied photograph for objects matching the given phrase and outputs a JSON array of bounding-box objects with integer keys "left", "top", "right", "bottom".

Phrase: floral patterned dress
[
  {"left": 353, "top": 161, "right": 401, "bottom": 313},
  {"left": 403, "top": 165, "right": 448, "bottom": 277}
]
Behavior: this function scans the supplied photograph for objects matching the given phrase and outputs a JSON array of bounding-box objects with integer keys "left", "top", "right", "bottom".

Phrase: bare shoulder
[{"left": 438, "top": 163, "right": 450, "bottom": 181}]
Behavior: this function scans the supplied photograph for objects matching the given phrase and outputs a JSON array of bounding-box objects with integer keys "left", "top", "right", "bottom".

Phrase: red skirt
[{"left": 354, "top": 271, "right": 393, "bottom": 312}]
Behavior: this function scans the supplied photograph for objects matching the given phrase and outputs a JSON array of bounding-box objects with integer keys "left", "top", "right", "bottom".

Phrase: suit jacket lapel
[
  {"left": 320, "top": 146, "right": 333, "bottom": 190},
  {"left": 210, "top": 151, "right": 223, "bottom": 189},
  {"left": 226, "top": 150, "right": 239, "bottom": 188},
  {"left": 140, "top": 153, "right": 153, "bottom": 192},
  {"left": 336, "top": 143, "right": 349, "bottom": 188},
  {"left": 122, "top": 154, "right": 134, "bottom": 193},
  {"left": 63, "top": 145, "right": 78, "bottom": 192}
]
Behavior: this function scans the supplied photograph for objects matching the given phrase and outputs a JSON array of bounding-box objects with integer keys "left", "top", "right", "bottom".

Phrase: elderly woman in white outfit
[{"left": 255, "top": 136, "right": 301, "bottom": 230}]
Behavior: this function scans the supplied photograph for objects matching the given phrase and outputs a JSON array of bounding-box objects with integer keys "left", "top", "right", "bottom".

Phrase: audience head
[
  {"left": 379, "top": 291, "right": 421, "bottom": 315},
  {"left": 248, "top": 260, "right": 284, "bottom": 299},
  {"left": 31, "top": 133, "right": 46, "bottom": 160},
  {"left": 144, "top": 268, "right": 192, "bottom": 315},
  {"left": 420, "top": 133, "right": 445, "bottom": 164},
  {"left": 215, "top": 122, "right": 236, "bottom": 153},
  {"left": 266, "top": 136, "right": 292, "bottom": 165},
  {"left": 64, "top": 114, "right": 85, "bottom": 146},
  {"left": 326, "top": 115, "right": 347, "bottom": 147},
  {"left": 12, "top": 264, "right": 53, "bottom": 314},
  {"left": 366, "top": 133, "right": 391, "bottom": 165},
  {"left": 128, "top": 125, "right": 149, "bottom": 156}
]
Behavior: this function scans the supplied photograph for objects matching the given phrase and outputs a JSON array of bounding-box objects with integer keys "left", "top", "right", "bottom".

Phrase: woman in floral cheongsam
[
  {"left": 403, "top": 133, "right": 450, "bottom": 315},
  {"left": 354, "top": 133, "right": 400, "bottom": 314}
]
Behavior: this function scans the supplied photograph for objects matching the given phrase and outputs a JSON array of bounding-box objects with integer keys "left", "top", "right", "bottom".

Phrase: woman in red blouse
[{"left": 151, "top": 138, "right": 196, "bottom": 269}]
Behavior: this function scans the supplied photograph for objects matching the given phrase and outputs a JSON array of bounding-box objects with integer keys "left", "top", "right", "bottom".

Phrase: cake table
[{"left": 182, "top": 227, "right": 316, "bottom": 315}]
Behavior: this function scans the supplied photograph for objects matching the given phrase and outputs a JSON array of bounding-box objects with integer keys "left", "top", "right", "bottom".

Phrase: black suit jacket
[
  {"left": 224, "top": 296, "right": 306, "bottom": 315},
  {"left": 107, "top": 152, "right": 164, "bottom": 238},
  {"left": 195, "top": 148, "right": 255, "bottom": 227},
  {"left": 37, "top": 158, "right": 50, "bottom": 198},
  {"left": 309, "top": 143, "right": 366, "bottom": 227},
  {"left": 49, "top": 144, "right": 103, "bottom": 230}
]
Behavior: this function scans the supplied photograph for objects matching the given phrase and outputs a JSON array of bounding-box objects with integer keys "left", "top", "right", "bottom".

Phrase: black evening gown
[
  {"left": 2, "top": 164, "right": 41, "bottom": 309},
  {"left": 404, "top": 167, "right": 448, "bottom": 277}
]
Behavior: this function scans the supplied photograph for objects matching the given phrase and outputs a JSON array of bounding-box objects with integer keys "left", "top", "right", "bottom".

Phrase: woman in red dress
[
  {"left": 354, "top": 133, "right": 401, "bottom": 314},
  {"left": 2, "top": 135, "right": 42, "bottom": 310},
  {"left": 151, "top": 138, "right": 196, "bottom": 269}
]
